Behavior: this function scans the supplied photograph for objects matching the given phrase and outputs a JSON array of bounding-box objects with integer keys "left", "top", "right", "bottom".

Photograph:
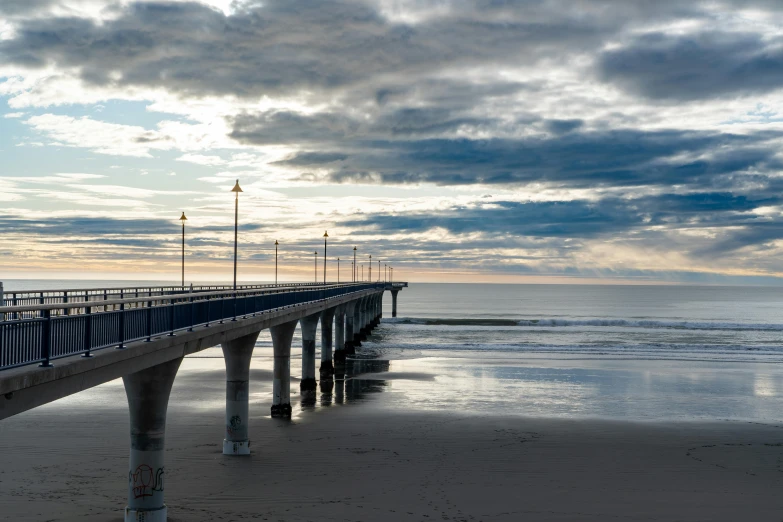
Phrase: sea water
[
  {"left": 4, "top": 280, "right": 783, "bottom": 421},
  {"left": 374, "top": 283, "right": 783, "bottom": 363}
]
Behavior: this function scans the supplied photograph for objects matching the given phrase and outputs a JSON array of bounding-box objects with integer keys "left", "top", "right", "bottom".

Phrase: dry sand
[{"left": 2, "top": 355, "right": 783, "bottom": 521}]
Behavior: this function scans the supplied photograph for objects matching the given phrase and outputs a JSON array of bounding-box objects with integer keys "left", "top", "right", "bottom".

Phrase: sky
[{"left": 3, "top": 0, "right": 783, "bottom": 284}]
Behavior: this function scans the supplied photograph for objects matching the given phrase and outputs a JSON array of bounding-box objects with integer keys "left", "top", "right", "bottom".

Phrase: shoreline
[{"left": 2, "top": 352, "right": 783, "bottom": 521}]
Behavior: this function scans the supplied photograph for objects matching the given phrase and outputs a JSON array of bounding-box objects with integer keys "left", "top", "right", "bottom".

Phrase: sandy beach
[{"left": 2, "top": 347, "right": 783, "bottom": 522}]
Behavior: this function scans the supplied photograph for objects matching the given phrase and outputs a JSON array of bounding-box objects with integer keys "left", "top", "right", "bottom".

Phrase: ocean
[
  {"left": 374, "top": 283, "right": 783, "bottom": 363},
  {"left": 4, "top": 280, "right": 783, "bottom": 421}
]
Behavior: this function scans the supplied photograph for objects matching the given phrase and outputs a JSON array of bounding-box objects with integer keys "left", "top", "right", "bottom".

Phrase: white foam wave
[{"left": 382, "top": 317, "right": 783, "bottom": 331}]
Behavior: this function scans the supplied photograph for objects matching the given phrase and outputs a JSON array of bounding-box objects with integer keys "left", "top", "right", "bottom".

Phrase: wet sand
[{"left": 2, "top": 353, "right": 783, "bottom": 521}]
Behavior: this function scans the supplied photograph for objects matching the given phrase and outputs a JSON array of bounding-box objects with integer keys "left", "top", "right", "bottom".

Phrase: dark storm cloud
[
  {"left": 0, "top": 0, "right": 612, "bottom": 97},
  {"left": 348, "top": 192, "right": 779, "bottom": 239},
  {"left": 0, "top": 216, "right": 179, "bottom": 237},
  {"left": 0, "top": 0, "right": 56, "bottom": 15},
  {"left": 598, "top": 32, "right": 783, "bottom": 100},
  {"left": 270, "top": 130, "right": 782, "bottom": 189},
  {"left": 348, "top": 200, "right": 641, "bottom": 238},
  {"left": 4, "top": 0, "right": 775, "bottom": 100}
]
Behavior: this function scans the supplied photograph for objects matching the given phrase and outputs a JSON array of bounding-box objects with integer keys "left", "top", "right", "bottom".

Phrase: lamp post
[
  {"left": 390, "top": 267, "right": 393, "bottom": 283},
  {"left": 179, "top": 212, "right": 187, "bottom": 287},
  {"left": 323, "top": 231, "right": 328, "bottom": 284},
  {"left": 337, "top": 257, "right": 340, "bottom": 284},
  {"left": 314, "top": 251, "right": 318, "bottom": 283},
  {"left": 378, "top": 259, "right": 380, "bottom": 282},
  {"left": 369, "top": 255, "right": 372, "bottom": 282},
  {"left": 384, "top": 263, "right": 387, "bottom": 282},
  {"left": 231, "top": 179, "right": 243, "bottom": 290},
  {"left": 353, "top": 246, "right": 357, "bottom": 282},
  {"left": 361, "top": 264, "right": 364, "bottom": 281},
  {"left": 274, "top": 240, "right": 279, "bottom": 285}
]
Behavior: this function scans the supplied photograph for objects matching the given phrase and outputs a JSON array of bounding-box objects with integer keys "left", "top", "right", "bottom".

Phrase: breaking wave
[{"left": 383, "top": 317, "right": 783, "bottom": 332}]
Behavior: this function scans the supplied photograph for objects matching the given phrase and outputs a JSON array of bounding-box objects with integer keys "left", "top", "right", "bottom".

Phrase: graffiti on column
[
  {"left": 227, "top": 415, "right": 242, "bottom": 437},
  {"left": 130, "top": 464, "right": 164, "bottom": 499}
]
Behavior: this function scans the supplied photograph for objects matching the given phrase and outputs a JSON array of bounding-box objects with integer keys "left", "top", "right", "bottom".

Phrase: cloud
[
  {"left": 23, "top": 113, "right": 240, "bottom": 157},
  {"left": 6, "top": 0, "right": 783, "bottom": 281},
  {"left": 176, "top": 153, "right": 225, "bottom": 166},
  {"left": 598, "top": 32, "right": 783, "bottom": 100},
  {"left": 268, "top": 129, "right": 783, "bottom": 190},
  {"left": 0, "top": 1, "right": 611, "bottom": 99}
]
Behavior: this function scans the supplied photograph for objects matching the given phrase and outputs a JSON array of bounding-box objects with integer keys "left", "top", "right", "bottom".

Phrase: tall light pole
[
  {"left": 274, "top": 240, "right": 279, "bottom": 285},
  {"left": 384, "top": 263, "right": 387, "bottom": 282},
  {"left": 353, "top": 246, "right": 357, "bottom": 282},
  {"left": 361, "top": 264, "right": 364, "bottom": 281},
  {"left": 337, "top": 257, "right": 340, "bottom": 283},
  {"left": 390, "top": 266, "right": 393, "bottom": 283},
  {"left": 314, "top": 251, "right": 318, "bottom": 283},
  {"left": 378, "top": 259, "right": 380, "bottom": 282},
  {"left": 323, "top": 231, "right": 328, "bottom": 284},
  {"left": 231, "top": 179, "right": 243, "bottom": 290},
  {"left": 179, "top": 212, "right": 187, "bottom": 287},
  {"left": 369, "top": 254, "right": 372, "bottom": 282}
]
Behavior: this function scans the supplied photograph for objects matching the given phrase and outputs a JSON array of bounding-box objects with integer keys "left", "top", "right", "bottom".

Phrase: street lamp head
[
  {"left": 179, "top": 211, "right": 187, "bottom": 222},
  {"left": 231, "top": 179, "right": 243, "bottom": 193},
  {"left": 353, "top": 246, "right": 357, "bottom": 251},
  {"left": 314, "top": 251, "right": 318, "bottom": 255},
  {"left": 275, "top": 240, "right": 279, "bottom": 246},
  {"left": 323, "top": 230, "right": 329, "bottom": 238}
]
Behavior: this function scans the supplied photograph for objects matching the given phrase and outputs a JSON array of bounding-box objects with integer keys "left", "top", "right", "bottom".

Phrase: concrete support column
[
  {"left": 334, "top": 305, "right": 346, "bottom": 363},
  {"left": 365, "top": 295, "right": 374, "bottom": 330},
  {"left": 123, "top": 357, "right": 182, "bottom": 522},
  {"left": 319, "top": 307, "right": 336, "bottom": 380},
  {"left": 354, "top": 296, "right": 367, "bottom": 343},
  {"left": 343, "top": 301, "right": 357, "bottom": 356},
  {"left": 391, "top": 290, "right": 399, "bottom": 318},
  {"left": 221, "top": 330, "right": 261, "bottom": 455},
  {"left": 271, "top": 320, "right": 297, "bottom": 417},
  {"left": 299, "top": 313, "right": 320, "bottom": 392}
]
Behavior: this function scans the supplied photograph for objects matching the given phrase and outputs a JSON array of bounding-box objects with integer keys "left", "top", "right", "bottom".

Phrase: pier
[{"left": 0, "top": 281, "right": 407, "bottom": 522}]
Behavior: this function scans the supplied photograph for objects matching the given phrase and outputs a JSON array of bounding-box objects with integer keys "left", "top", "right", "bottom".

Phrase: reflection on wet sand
[{"left": 303, "top": 357, "right": 392, "bottom": 409}]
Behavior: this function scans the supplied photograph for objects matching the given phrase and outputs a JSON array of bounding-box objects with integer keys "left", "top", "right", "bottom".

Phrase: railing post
[
  {"left": 232, "top": 292, "right": 237, "bottom": 321},
  {"left": 145, "top": 300, "right": 153, "bottom": 341},
  {"left": 117, "top": 302, "right": 126, "bottom": 349},
  {"left": 168, "top": 298, "right": 176, "bottom": 336},
  {"left": 39, "top": 309, "right": 53, "bottom": 367},
  {"left": 82, "top": 306, "right": 93, "bottom": 357},
  {"left": 63, "top": 291, "right": 69, "bottom": 316},
  {"left": 39, "top": 292, "right": 44, "bottom": 305},
  {"left": 205, "top": 295, "right": 211, "bottom": 327},
  {"left": 189, "top": 294, "right": 195, "bottom": 331}
]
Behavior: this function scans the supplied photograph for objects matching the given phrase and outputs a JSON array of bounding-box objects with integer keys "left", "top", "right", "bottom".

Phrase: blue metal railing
[
  {"left": 0, "top": 282, "right": 349, "bottom": 309},
  {"left": 0, "top": 283, "right": 384, "bottom": 371}
]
